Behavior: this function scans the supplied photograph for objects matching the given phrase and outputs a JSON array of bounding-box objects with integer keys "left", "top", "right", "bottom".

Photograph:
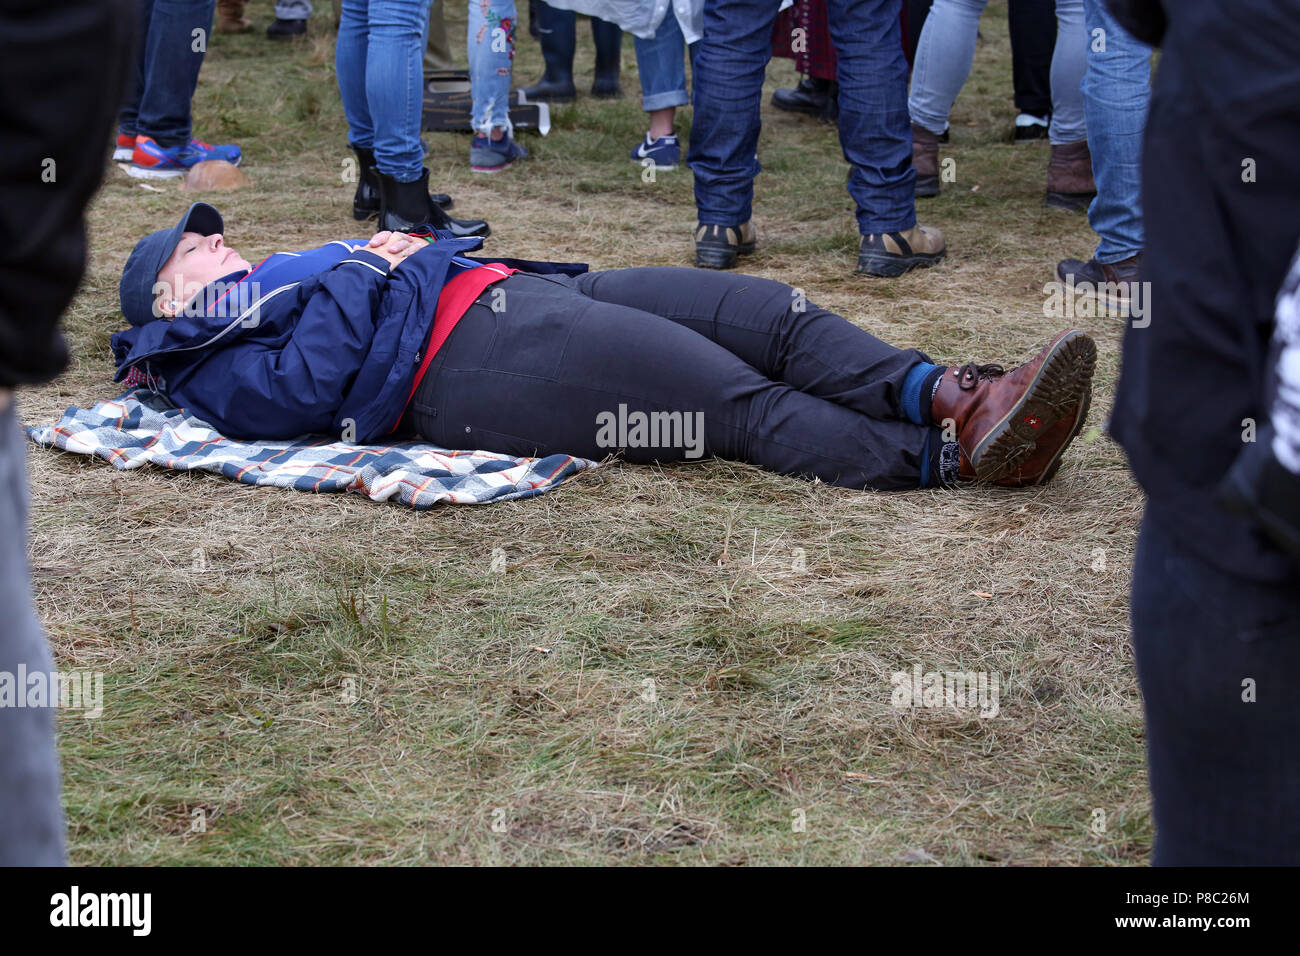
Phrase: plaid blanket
[{"left": 26, "top": 390, "right": 596, "bottom": 508}]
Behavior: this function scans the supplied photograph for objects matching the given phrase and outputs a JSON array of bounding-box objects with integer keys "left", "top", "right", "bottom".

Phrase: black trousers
[
  {"left": 0, "top": 0, "right": 135, "bottom": 865},
  {"left": 1113, "top": 0, "right": 1300, "bottom": 864},
  {"left": 1131, "top": 514, "right": 1300, "bottom": 865},
  {"left": 408, "top": 268, "right": 943, "bottom": 489}
]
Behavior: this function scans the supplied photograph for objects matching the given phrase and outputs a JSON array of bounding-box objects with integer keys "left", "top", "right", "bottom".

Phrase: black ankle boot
[
  {"left": 351, "top": 146, "right": 452, "bottom": 221},
  {"left": 520, "top": 1, "right": 577, "bottom": 102},
  {"left": 590, "top": 17, "right": 622, "bottom": 99},
  {"left": 374, "top": 168, "right": 490, "bottom": 239}
]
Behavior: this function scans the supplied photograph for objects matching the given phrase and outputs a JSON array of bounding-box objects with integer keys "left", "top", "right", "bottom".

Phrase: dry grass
[{"left": 22, "top": 0, "right": 1149, "bottom": 864}]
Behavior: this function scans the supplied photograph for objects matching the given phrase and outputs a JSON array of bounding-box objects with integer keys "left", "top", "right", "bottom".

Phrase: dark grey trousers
[{"left": 0, "top": 402, "right": 65, "bottom": 865}]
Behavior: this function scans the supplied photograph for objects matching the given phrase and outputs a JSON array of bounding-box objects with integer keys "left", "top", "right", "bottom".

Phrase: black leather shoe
[
  {"left": 772, "top": 77, "right": 837, "bottom": 120},
  {"left": 350, "top": 146, "right": 450, "bottom": 221},
  {"left": 266, "top": 17, "right": 306, "bottom": 39},
  {"left": 1055, "top": 254, "right": 1141, "bottom": 310},
  {"left": 375, "top": 168, "right": 490, "bottom": 239},
  {"left": 694, "top": 221, "right": 756, "bottom": 270}
]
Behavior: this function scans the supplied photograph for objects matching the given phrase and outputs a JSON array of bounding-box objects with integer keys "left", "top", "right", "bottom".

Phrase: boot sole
[
  {"left": 855, "top": 248, "right": 946, "bottom": 278},
  {"left": 695, "top": 242, "right": 755, "bottom": 270},
  {"left": 915, "top": 175, "right": 940, "bottom": 198},
  {"left": 1034, "top": 389, "right": 1092, "bottom": 485},
  {"left": 970, "top": 331, "right": 1097, "bottom": 482}
]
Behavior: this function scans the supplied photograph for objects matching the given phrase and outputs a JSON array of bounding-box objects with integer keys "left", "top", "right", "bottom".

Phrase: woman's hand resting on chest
[{"left": 358, "top": 231, "right": 427, "bottom": 271}]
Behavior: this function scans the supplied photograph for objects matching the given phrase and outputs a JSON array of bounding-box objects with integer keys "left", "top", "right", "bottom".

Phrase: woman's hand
[{"left": 358, "top": 231, "right": 426, "bottom": 270}]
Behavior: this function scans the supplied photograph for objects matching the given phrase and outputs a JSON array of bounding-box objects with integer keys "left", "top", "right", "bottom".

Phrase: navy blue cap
[{"left": 119, "top": 202, "right": 225, "bottom": 327}]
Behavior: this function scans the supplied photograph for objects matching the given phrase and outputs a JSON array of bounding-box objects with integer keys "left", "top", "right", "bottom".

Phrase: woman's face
[{"left": 154, "top": 231, "right": 251, "bottom": 317}]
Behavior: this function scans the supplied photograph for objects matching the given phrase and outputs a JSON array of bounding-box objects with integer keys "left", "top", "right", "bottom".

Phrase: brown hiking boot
[
  {"left": 856, "top": 225, "right": 946, "bottom": 278},
  {"left": 216, "top": 0, "right": 251, "bottom": 33},
  {"left": 911, "top": 123, "right": 941, "bottom": 198},
  {"left": 1045, "top": 139, "right": 1097, "bottom": 212},
  {"left": 695, "top": 221, "right": 757, "bottom": 270},
  {"left": 932, "top": 330, "right": 1097, "bottom": 483}
]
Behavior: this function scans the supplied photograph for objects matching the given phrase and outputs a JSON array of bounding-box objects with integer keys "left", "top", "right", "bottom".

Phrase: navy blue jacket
[{"left": 111, "top": 230, "right": 586, "bottom": 442}]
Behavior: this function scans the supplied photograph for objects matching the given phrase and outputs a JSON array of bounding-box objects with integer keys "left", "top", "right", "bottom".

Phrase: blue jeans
[
  {"left": 634, "top": 14, "right": 697, "bottom": 112},
  {"left": 910, "top": 0, "right": 1086, "bottom": 145},
  {"left": 1081, "top": 0, "right": 1150, "bottom": 263},
  {"left": 274, "top": 0, "right": 313, "bottom": 17},
  {"left": 119, "top": 0, "right": 217, "bottom": 147},
  {"left": 689, "top": 0, "right": 914, "bottom": 234},
  {"left": 467, "top": 0, "right": 518, "bottom": 134},
  {"left": 337, "top": 0, "right": 433, "bottom": 182}
]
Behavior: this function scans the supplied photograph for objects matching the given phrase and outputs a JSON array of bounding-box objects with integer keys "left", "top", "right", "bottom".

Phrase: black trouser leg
[
  {"left": 410, "top": 272, "right": 940, "bottom": 489},
  {"left": 567, "top": 266, "right": 931, "bottom": 421},
  {"left": 0, "top": 0, "right": 135, "bottom": 866},
  {"left": 1008, "top": 0, "right": 1054, "bottom": 118},
  {"left": 1131, "top": 514, "right": 1300, "bottom": 864}
]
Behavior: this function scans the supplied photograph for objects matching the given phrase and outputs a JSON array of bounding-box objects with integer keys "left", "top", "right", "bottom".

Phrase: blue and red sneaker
[
  {"left": 181, "top": 137, "right": 242, "bottom": 166},
  {"left": 113, "top": 132, "right": 137, "bottom": 162},
  {"left": 127, "top": 135, "right": 243, "bottom": 179}
]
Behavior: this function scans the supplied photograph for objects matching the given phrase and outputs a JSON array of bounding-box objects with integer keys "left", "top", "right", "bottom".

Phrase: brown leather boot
[
  {"left": 911, "top": 123, "right": 941, "bottom": 198},
  {"left": 856, "top": 225, "right": 946, "bottom": 278},
  {"left": 1045, "top": 139, "right": 1097, "bottom": 211},
  {"left": 216, "top": 0, "right": 251, "bottom": 33},
  {"left": 931, "top": 330, "right": 1097, "bottom": 483},
  {"left": 984, "top": 388, "right": 1092, "bottom": 486}
]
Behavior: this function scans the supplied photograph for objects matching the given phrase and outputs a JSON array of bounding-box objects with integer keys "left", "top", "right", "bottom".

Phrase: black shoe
[
  {"left": 694, "top": 221, "right": 756, "bottom": 270},
  {"left": 1055, "top": 254, "right": 1141, "bottom": 310},
  {"left": 266, "top": 17, "right": 306, "bottom": 39},
  {"left": 350, "top": 146, "right": 451, "bottom": 221},
  {"left": 374, "top": 168, "right": 490, "bottom": 239},
  {"left": 772, "top": 77, "right": 835, "bottom": 117}
]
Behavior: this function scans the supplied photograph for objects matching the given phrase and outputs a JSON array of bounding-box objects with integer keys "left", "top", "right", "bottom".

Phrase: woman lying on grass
[{"left": 112, "top": 202, "right": 1096, "bottom": 489}]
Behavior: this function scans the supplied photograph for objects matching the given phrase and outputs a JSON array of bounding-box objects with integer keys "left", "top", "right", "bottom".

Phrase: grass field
[{"left": 22, "top": 0, "right": 1150, "bottom": 864}]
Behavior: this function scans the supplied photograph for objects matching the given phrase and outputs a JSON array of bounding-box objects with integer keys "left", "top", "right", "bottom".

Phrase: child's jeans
[
  {"left": 468, "top": 0, "right": 517, "bottom": 134},
  {"left": 634, "top": 13, "right": 698, "bottom": 112}
]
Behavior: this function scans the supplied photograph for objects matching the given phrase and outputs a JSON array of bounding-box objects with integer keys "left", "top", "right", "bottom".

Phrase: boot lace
[{"left": 955, "top": 362, "right": 1006, "bottom": 390}]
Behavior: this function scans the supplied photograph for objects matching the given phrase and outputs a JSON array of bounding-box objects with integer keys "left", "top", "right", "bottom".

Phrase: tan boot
[
  {"left": 856, "top": 224, "right": 946, "bottom": 278},
  {"left": 216, "top": 0, "right": 251, "bottom": 33},
  {"left": 911, "top": 123, "right": 941, "bottom": 198},
  {"left": 930, "top": 330, "right": 1097, "bottom": 483},
  {"left": 1045, "top": 139, "right": 1096, "bottom": 212}
]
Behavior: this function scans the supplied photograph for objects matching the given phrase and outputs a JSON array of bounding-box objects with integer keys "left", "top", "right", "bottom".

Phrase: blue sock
[{"left": 901, "top": 362, "right": 944, "bottom": 425}]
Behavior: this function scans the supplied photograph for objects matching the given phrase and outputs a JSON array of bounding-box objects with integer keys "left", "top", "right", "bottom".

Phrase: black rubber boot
[
  {"left": 374, "top": 168, "right": 490, "bottom": 239},
  {"left": 771, "top": 77, "right": 837, "bottom": 120},
  {"left": 520, "top": 1, "right": 577, "bottom": 102},
  {"left": 590, "top": 16, "right": 623, "bottom": 98},
  {"left": 351, "top": 146, "right": 451, "bottom": 221}
]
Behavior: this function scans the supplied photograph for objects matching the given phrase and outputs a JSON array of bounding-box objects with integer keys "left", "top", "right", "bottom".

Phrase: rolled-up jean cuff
[
  {"left": 1095, "top": 245, "right": 1143, "bottom": 265},
  {"left": 641, "top": 90, "right": 689, "bottom": 111}
]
